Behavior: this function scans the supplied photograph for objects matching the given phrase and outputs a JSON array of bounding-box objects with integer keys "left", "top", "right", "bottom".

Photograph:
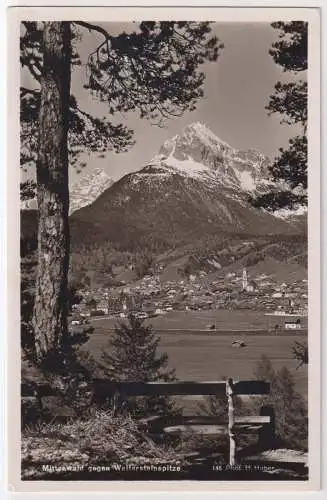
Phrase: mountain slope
[{"left": 69, "top": 123, "right": 297, "bottom": 251}]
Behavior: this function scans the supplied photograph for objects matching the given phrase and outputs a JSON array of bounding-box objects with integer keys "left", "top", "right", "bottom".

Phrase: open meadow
[
  {"left": 89, "top": 309, "right": 272, "bottom": 331},
  {"left": 85, "top": 310, "right": 308, "bottom": 400}
]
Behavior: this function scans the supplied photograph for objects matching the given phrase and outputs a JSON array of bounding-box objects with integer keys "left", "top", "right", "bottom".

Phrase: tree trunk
[{"left": 32, "top": 22, "right": 71, "bottom": 364}]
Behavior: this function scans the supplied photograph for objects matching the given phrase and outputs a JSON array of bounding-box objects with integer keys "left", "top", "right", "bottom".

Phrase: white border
[{"left": 4, "top": 2, "right": 323, "bottom": 496}]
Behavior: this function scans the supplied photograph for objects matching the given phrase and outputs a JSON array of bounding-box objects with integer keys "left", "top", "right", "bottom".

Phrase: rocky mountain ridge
[
  {"left": 154, "top": 122, "right": 272, "bottom": 196},
  {"left": 21, "top": 168, "right": 113, "bottom": 215},
  {"left": 68, "top": 168, "right": 113, "bottom": 215}
]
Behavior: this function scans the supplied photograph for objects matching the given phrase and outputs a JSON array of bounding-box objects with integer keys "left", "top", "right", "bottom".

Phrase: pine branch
[{"left": 74, "top": 21, "right": 112, "bottom": 41}]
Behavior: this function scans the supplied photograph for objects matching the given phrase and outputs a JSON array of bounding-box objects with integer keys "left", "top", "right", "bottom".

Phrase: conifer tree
[
  {"left": 252, "top": 21, "right": 307, "bottom": 211},
  {"left": 100, "top": 314, "right": 178, "bottom": 417},
  {"left": 253, "top": 355, "right": 308, "bottom": 450}
]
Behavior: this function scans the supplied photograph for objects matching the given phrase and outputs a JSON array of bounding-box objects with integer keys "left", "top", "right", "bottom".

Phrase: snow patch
[
  {"left": 235, "top": 170, "right": 257, "bottom": 192},
  {"left": 164, "top": 156, "right": 212, "bottom": 179},
  {"left": 273, "top": 206, "right": 307, "bottom": 219},
  {"left": 207, "top": 259, "right": 221, "bottom": 269}
]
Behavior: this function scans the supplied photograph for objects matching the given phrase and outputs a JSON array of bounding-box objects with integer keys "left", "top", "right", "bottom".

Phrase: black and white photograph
[{"left": 8, "top": 6, "right": 321, "bottom": 491}]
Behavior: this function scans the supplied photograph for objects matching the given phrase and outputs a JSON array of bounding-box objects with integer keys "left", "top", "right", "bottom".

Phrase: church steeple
[{"left": 242, "top": 268, "right": 248, "bottom": 290}]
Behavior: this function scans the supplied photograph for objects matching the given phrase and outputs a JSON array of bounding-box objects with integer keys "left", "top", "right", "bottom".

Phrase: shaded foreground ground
[{"left": 22, "top": 412, "right": 308, "bottom": 481}]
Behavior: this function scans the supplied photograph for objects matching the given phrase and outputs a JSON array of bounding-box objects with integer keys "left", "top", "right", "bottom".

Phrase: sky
[{"left": 22, "top": 22, "right": 303, "bottom": 185}]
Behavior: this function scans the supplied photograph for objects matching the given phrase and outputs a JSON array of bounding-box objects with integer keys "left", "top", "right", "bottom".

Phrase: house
[
  {"left": 285, "top": 320, "right": 302, "bottom": 330},
  {"left": 266, "top": 312, "right": 307, "bottom": 331},
  {"left": 245, "top": 280, "right": 257, "bottom": 292}
]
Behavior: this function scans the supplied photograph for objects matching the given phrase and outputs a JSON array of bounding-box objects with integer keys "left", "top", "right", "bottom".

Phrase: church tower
[{"left": 242, "top": 268, "right": 248, "bottom": 290}]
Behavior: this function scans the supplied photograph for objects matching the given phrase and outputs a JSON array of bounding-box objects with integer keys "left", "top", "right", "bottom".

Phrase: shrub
[
  {"left": 252, "top": 355, "right": 308, "bottom": 450},
  {"left": 21, "top": 409, "right": 183, "bottom": 479},
  {"left": 292, "top": 341, "right": 308, "bottom": 368}
]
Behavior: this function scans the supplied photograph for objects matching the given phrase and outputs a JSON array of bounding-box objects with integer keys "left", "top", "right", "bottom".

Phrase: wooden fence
[{"left": 22, "top": 378, "right": 273, "bottom": 466}]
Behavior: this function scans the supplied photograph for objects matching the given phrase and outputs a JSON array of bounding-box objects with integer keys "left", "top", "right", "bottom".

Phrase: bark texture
[{"left": 32, "top": 22, "right": 71, "bottom": 363}]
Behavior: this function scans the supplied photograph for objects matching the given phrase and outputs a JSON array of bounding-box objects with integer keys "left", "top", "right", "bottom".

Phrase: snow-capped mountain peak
[
  {"left": 69, "top": 168, "right": 113, "bottom": 214},
  {"left": 21, "top": 167, "right": 114, "bottom": 214},
  {"left": 149, "top": 122, "right": 271, "bottom": 195},
  {"left": 159, "top": 121, "right": 233, "bottom": 159},
  {"left": 181, "top": 121, "right": 232, "bottom": 149}
]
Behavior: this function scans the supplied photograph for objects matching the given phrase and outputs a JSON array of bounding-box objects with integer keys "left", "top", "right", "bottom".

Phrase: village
[{"left": 71, "top": 267, "right": 308, "bottom": 332}]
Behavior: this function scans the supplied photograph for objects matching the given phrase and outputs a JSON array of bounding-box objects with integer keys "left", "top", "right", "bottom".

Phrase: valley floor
[{"left": 85, "top": 309, "right": 308, "bottom": 400}]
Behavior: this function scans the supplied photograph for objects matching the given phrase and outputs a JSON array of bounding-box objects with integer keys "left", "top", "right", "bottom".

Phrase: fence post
[
  {"left": 226, "top": 378, "right": 236, "bottom": 466},
  {"left": 112, "top": 391, "right": 121, "bottom": 416}
]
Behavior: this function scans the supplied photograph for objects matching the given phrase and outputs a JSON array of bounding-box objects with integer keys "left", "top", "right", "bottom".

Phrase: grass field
[
  {"left": 90, "top": 309, "right": 272, "bottom": 332},
  {"left": 85, "top": 310, "right": 308, "bottom": 400}
]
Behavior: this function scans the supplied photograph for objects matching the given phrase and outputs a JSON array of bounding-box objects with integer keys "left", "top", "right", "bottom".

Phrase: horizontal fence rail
[
  {"left": 91, "top": 379, "right": 270, "bottom": 398},
  {"left": 21, "top": 379, "right": 270, "bottom": 398},
  {"left": 21, "top": 378, "right": 272, "bottom": 467}
]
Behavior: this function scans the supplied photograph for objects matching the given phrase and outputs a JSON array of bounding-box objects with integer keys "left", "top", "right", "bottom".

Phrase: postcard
[{"left": 6, "top": 5, "right": 321, "bottom": 493}]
